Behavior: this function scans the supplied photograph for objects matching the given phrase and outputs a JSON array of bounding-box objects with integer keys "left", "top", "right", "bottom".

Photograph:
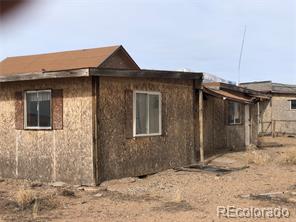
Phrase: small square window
[
  {"left": 25, "top": 90, "right": 51, "bottom": 129},
  {"left": 134, "top": 91, "right": 161, "bottom": 136},
  {"left": 228, "top": 101, "right": 241, "bottom": 125},
  {"left": 291, "top": 100, "right": 296, "bottom": 110}
]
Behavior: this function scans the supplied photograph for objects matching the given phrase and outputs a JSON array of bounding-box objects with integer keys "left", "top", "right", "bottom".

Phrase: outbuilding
[
  {"left": 197, "top": 82, "right": 269, "bottom": 157},
  {"left": 241, "top": 81, "right": 296, "bottom": 136},
  {"left": 0, "top": 45, "right": 203, "bottom": 185}
]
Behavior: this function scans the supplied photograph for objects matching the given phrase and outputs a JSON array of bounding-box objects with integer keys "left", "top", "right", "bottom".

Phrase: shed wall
[
  {"left": 97, "top": 77, "right": 196, "bottom": 182},
  {"left": 202, "top": 95, "right": 258, "bottom": 155},
  {"left": 0, "top": 78, "right": 95, "bottom": 185}
]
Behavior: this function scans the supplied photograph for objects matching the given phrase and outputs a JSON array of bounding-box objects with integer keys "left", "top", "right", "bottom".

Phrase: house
[
  {"left": 240, "top": 81, "right": 296, "bottom": 136},
  {"left": 0, "top": 45, "right": 203, "bottom": 185},
  {"left": 198, "top": 82, "right": 269, "bottom": 157}
]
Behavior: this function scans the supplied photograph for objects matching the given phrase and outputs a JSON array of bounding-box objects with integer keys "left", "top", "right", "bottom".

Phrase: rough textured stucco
[
  {"left": 272, "top": 95, "right": 296, "bottom": 135},
  {"left": 0, "top": 78, "right": 95, "bottom": 185},
  {"left": 201, "top": 95, "right": 258, "bottom": 155},
  {"left": 202, "top": 95, "right": 227, "bottom": 155},
  {"left": 97, "top": 77, "right": 196, "bottom": 182}
]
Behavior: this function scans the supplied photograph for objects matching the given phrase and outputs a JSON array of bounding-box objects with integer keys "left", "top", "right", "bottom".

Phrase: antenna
[{"left": 237, "top": 25, "right": 247, "bottom": 85}]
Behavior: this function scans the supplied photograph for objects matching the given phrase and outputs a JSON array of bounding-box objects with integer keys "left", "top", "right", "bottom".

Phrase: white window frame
[
  {"left": 228, "top": 101, "right": 242, "bottom": 125},
  {"left": 133, "top": 90, "right": 162, "bottom": 137},
  {"left": 24, "top": 90, "right": 52, "bottom": 130},
  {"left": 290, "top": 99, "right": 296, "bottom": 110}
]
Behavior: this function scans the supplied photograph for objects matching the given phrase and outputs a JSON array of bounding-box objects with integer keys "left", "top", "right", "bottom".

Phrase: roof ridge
[{"left": 3, "top": 45, "right": 121, "bottom": 60}]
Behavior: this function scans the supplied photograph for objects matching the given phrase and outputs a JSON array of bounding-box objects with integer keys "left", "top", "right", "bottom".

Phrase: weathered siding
[
  {"left": 97, "top": 77, "right": 196, "bottom": 182},
  {"left": 100, "top": 48, "right": 139, "bottom": 70},
  {"left": 272, "top": 95, "right": 296, "bottom": 135},
  {"left": 203, "top": 95, "right": 227, "bottom": 155},
  {"left": 202, "top": 95, "right": 258, "bottom": 155},
  {"left": 0, "top": 78, "right": 95, "bottom": 185}
]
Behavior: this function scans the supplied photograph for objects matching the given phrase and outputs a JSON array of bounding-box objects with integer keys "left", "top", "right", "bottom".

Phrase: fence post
[{"left": 272, "top": 120, "right": 276, "bottom": 138}]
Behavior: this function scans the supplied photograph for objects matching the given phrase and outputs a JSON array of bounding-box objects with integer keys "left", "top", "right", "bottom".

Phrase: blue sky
[{"left": 0, "top": 0, "right": 295, "bottom": 83}]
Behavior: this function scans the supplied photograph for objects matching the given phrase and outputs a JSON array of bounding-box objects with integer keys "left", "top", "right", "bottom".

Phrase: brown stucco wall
[
  {"left": 97, "top": 77, "right": 196, "bottom": 182},
  {"left": 202, "top": 95, "right": 227, "bottom": 155},
  {"left": 0, "top": 78, "right": 95, "bottom": 185},
  {"left": 202, "top": 95, "right": 258, "bottom": 155}
]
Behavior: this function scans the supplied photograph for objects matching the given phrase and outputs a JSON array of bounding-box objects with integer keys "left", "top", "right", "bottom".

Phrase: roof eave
[{"left": 0, "top": 68, "right": 90, "bottom": 83}]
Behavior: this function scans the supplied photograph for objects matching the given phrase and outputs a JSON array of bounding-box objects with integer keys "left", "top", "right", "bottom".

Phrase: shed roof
[
  {"left": 0, "top": 45, "right": 139, "bottom": 76},
  {"left": 203, "top": 87, "right": 254, "bottom": 104}
]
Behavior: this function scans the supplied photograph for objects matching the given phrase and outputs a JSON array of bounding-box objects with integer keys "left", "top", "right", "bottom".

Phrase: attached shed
[
  {"left": 197, "top": 82, "right": 268, "bottom": 157},
  {"left": 0, "top": 45, "right": 203, "bottom": 185}
]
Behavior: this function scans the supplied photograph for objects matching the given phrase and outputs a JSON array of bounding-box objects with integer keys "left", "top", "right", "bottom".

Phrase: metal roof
[{"left": 203, "top": 87, "right": 255, "bottom": 104}]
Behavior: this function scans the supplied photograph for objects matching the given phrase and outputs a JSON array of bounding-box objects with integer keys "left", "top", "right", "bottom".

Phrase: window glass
[
  {"left": 26, "top": 93, "right": 38, "bottom": 127},
  {"left": 25, "top": 91, "right": 51, "bottom": 128},
  {"left": 39, "top": 92, "right": 51, "bottom": 127},
  {"left": 149, "top": 94, "right": 160, "bottom": 134},
  {"left": 135, "top": 92, "right": 161, "bottom": 136},
  {"left": 291, "top": 100, "right": 296, "bottom": 110},
  {"left": 228, "top": 101, "right": 241, "bottom": 124},
  {"left": 136, "top": 93, "right": 148, "bottom": 134}
]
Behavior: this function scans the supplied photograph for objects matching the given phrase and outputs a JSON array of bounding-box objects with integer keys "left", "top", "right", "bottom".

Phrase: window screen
[
  {"left": 135, "top": 92, "right": 161, "bottom": 136},
  {"left": 26, "top": 90, "right": 51, "bottom": 128}
]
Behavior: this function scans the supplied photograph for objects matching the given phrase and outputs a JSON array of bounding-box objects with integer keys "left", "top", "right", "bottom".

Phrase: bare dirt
[{"left": 1, "top": 136, "right": 296, "bottom": 222}]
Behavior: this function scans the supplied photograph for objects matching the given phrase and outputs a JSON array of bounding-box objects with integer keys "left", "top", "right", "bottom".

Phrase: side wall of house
[
  {"left": 0, "top": 78, "right": 95, "bottom": 185},
  {"left": 272, "top": 95, "right": 296, "bottom": 135},
  {"left": 202, "top": 95, "right": 259, "bottom": 155},
  {"left": 202, "top": 95, "right": 227, "bottom": 155},
  {"left": 97, "top": 77, "right": 196, "bottom": 182}
]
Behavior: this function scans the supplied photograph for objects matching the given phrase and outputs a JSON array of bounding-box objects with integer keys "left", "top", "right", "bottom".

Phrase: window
[
  {"left": 25, "top": 90, "right": 51, "bottom": 129},
  {"left": 228, "top": 101, "right": 241, "bottom": 125},
  {"left": 133, "top": 91, "right": 161, "bottom": 136},
  {"left": 291, "top": 100, "right": 296, "bottom": 110}
]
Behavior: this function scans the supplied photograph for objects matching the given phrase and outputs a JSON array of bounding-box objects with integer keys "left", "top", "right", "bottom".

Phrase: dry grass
[
  {"left": 245, "top": 150, "right": 272, "bottom": 165},
  {"left": 14, "top": 189, "right": 36, "bottom": 210},
  {"left": 14, "top": 188, "right": 58, "bottom": 212},
  {"left": 278, "top": 151, "right": 296, "bottom": 165}
]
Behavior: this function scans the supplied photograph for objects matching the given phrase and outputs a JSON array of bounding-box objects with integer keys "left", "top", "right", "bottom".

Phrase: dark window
[
  {"left": 291, "top": 100, "right": 296, "bottom": 110},
  {"left": 25, "top": 90, "right": 51, "bottom": 128},
  {"left": 228, "top": 101, "right": 241, "bottom": 124},
  {"left": 135, "top": 91, "right": 161, "bottom": 136}
]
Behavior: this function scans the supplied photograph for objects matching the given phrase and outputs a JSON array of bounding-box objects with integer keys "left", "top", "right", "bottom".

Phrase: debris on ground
[
  {"left": 257, "top": 141, "right": 283, "bottom": 148},
  {"left": 60, "top": 189, "right": 75, "bottom": 197},
  {"left": 174, "top": 164, "right": 249, "bottom": 176},
  {"left": 30, "top": 182, "right": 43, "bottom": 188},
  {"left": 50, "top": 182, "right": 66, "bottom": 187},
  {"left": 239, "top": 189, "right": 296, "bottom": 205}
]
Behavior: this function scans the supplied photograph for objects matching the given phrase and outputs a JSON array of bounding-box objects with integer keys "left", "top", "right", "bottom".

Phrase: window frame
[
  {"left": 133, "top": 90, "right": 162, "bottom": 137},
  {"left": 228, "top": 101, "right": 242, "bottom": 125},
  {"left": 290, "top": 99, "right": 296, "bottom": 110},
  {"left": 24, "top": 89, "right": 52, "bottom": 130}
]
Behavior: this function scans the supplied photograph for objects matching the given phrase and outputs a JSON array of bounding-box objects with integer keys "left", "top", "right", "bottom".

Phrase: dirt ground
[{"left": 1, "top": 136, "right": 296, "bottom": 222}]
